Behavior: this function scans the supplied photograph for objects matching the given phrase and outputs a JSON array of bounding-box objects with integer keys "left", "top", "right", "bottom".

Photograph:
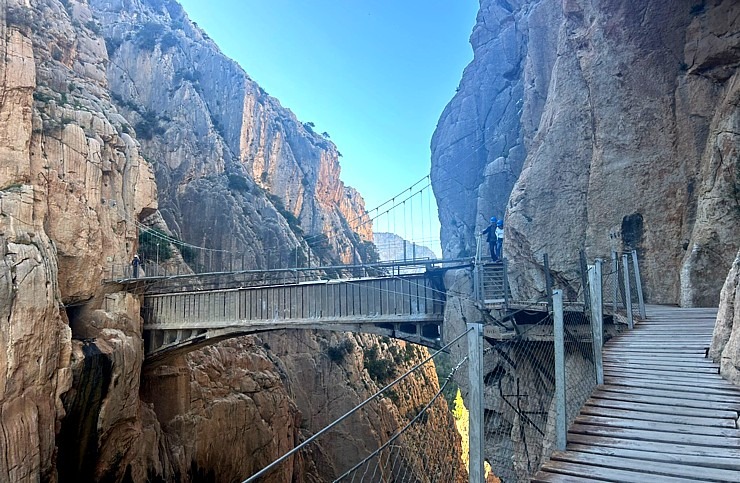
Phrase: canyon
[{"left": 2, "top": 0, "right": 739, "bottom": 481}]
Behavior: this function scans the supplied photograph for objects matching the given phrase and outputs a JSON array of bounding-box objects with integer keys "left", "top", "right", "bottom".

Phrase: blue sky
[{"left": 177, "top": 0, "right": 478, "bottom": 254}]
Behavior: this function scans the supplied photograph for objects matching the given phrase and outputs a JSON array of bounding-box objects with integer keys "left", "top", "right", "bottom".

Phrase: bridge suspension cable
[{"left": 242, "top": 326, "right": 474, "bottom": 483}]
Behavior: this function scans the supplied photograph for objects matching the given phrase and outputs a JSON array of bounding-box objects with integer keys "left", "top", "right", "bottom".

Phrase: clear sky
[{"left": 177, "top": 0, "right": 478, "bottom": 255}]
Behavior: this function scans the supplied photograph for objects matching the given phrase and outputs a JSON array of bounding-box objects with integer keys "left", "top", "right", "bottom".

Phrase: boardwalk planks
[{"left": 534, "top": 306, "right": 740, "bottom": 481}]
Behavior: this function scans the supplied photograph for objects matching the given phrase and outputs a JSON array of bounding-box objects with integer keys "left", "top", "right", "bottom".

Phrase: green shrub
[
  {"left": 85, "top": 20, "right": 101, "bottom": 34},
  {"left": 136, "top": 22, "right": 165, "bottom": 51},
  {"left": 105, "top": 37, "right": 122, "bottom": 55},
  {"left": 327, "top": 339, "right": 354, "bottom": 363},
  {"left": 363, "top": 346, "right": 395, "bottom": 383},
  {"left": 138, "top": 228, "right": 174, "bottom": 261},
  {"left": 227, "top": 174, "right": 250, "bottom": 192},
  {"left": 160, "top": 31, "right": 178, "bottom": 51},
  {"left": 180, "top": 244, "right": 199, "bottom": 265},
  {"left": 135, "top": 110, "right": 165, "bottom": 139}
]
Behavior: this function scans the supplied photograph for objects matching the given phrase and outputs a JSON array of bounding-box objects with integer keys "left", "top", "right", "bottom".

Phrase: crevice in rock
[{"left": 57, "top": 341, "right": 112, "bottom": 483}]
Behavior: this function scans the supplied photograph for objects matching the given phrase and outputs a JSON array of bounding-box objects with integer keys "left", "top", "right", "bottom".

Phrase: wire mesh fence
[
  {"left": 481, "top": 299, "right": 598, "bottom": 481},
  {"left": 483, "top": 301, "right": 558, "bottom": 482},
  {"left": 599, "top": 250, "right": 645, "bottom": 327},
  {"left": 242, "top": 332, "right": 471, "bottom": 483},
  {"left": 335, "top": 356, "right": 469, "bottom": 483},
  {"left": 475, "top": 249, "right": 646, "bottom": 482}
]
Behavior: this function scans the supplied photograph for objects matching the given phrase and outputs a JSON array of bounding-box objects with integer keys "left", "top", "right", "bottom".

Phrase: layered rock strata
[{"left": 432, "top": 0, "right": 740, "bottom": 306}]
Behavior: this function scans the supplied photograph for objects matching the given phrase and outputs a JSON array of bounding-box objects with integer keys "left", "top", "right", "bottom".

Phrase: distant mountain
[{"left": 373, "top": 232, "right": 437, "bottom": 262}]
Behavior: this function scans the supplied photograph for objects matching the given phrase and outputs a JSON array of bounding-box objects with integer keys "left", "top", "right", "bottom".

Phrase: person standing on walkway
[
  {"left": 132, "top": 254, "right": 141, "bottom": 278},
  {"left": 481, "top": 217, "right": 498, "bottom": 261},
  {"left": 495, "top": 219, "right": 504, "bottom": 263}
]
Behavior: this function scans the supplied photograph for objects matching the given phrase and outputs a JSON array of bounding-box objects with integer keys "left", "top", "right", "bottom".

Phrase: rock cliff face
[
  {"left": 710, "top": 249, "right": 740, "bottom": 384},
  {"left": 1, "top": 0, "right": 157, "bottom": 479},
  {"left": 1, "top": 0, "right": 463, "bottom": 481},
  {"left": 431, "top": 0, "right": 740, "bottom": 477},
  {"left": 432, "top": 0, "right": 740, "bottom": 306}
]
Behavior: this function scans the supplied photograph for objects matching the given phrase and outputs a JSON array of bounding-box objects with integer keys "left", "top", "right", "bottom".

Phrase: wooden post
[
  {"left": 589, "top": 260, "right": 604, "bottom": 385},
  {"left": 553, "top": 290, "right": 567, "bottom": 451},
  {"left": 611, "top": 251, "right": 618, "bottom": 313},
  {"left": 467, "top": 322, "right": 484, "bottom": 483},
  {"left": 622, "top": 254, "right": 634, "bottom": 329},
  {"left": 631, "top": 250, "right": 646, "bottom": 319}
]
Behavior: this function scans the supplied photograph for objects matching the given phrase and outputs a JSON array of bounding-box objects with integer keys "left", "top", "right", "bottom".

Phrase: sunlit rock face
[
  {"left": 432, "top": 0, "right": 740, "bottom": 307},
  {"left": 1, "top": 0, "right": 156, "bottom": 480},
  {"left": 90, "top": 0, "right": 372, "bottom": 269}
]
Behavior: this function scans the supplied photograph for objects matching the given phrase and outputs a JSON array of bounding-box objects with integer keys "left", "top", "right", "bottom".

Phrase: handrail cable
[
  {"left": 242, "top": 326, "right": 474, "bottom": 483},
  {"left": 332, "top": 354, "right": 469, "bottom": 481}
]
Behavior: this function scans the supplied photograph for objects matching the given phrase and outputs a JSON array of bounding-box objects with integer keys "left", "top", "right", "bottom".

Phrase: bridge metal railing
[{"left": 471, "top": 250, "right": 645, "bottom": 481}]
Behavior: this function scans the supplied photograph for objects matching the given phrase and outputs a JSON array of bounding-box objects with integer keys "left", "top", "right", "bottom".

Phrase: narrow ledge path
[{"left": 533, "top": 305, "right": 740, "bottom": 483}]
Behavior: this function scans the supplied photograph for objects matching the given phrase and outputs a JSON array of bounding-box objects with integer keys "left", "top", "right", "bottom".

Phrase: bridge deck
[{"left": 533, "top": 305, "right": 740, "bottom": 482}]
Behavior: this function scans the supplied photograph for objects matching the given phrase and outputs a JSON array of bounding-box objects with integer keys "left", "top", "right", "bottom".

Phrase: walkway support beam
[
  {"left": 553, "top": 290, "right": 567, "bottom": 451},
  {"left": 467, "top": 322, "right": 484, "bottom": 483}
]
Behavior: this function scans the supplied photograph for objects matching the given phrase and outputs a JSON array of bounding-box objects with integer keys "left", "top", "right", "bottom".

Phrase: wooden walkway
[{"left": 533, "top": 305, "right": 740, "bottom": 482}]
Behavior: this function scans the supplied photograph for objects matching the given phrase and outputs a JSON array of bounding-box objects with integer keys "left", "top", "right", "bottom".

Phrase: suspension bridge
[{"left": 102, "top": 172, "right": 740, "bottom": 482}]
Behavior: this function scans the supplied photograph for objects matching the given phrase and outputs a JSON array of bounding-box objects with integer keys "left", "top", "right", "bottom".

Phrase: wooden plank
[
  {"left": 584, "top": 398, "right": 738, "bottom": 419},
  {"left": 597, "top": 385, "right": 740, "bottom": 404},
  {"left": 602, "top": 367, "right": 728, "bottom": 384},
  {"left": 603, "top": 376, "right": 740, "bottom": 396},
  {"left": 579, "top": 406, "right": 737, "bottom": 428},
  {"left": 603, "top": 352, "right": 710, "bottom": 360},
  {"left": 574, "top": 414, "right": 740, "bottom": 437},
  {"left": 568, "top": 423, "right": 740, "bottom": 448},
  {"left": 551, "top": 450, "right": 740, "bottom": 482},
  {"left": 605, "top": 347, "right": 706, "bottom": 353},
  {"left": 539, "top": 459, "right": 698, "bottom": 483},
  {"left": 602, "top": 362, "right": 718, "bottom": 374},
  {"left": 603, "top": 357, "right": 717, "bottom": 368},
  {"left": 566, "top": 432, "right": 740, "bottom": 459},
  {"left": 591, "top": 388, "right": 740, "bottom": 411},
  {"left": 531, "top": 471, "right": 603, "bottom": 483},
  {"left": 565, "top": 443, "right": 740, "bottom": 471}
]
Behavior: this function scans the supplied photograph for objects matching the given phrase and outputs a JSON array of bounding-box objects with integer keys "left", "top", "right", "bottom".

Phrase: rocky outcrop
[
  {"left": 432, "top": 0, "right": 740, "bottom": 306},
  {"left": 710, "top": 249, "right": 740, "bottom": 384},
  {"left": 90, "top": 0, "right": 371, "bottom": 271}
]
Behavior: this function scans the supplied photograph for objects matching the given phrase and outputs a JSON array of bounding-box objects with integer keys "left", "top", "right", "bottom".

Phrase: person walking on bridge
[
  {"left": 132, "top": 254, "right": 141, "bottom": 278},
  {"left": 481, "top": 217, "right": 498, "bottom": 261}
]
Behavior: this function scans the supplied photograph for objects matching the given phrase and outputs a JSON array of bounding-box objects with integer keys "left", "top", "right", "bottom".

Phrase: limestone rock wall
[
  {"left": 90, "top": 0, "right": 371, "bottom": 269},
  {"left": 432, "top": 0, "right": 740, "bottom": 476},
  {"left": 1, "top": 1, "right": 464, "bottom": 482},
  {"left": 1, "top": 0, "right": 158, "bottom": 480},
  {"left": 710, "top": 249, "right": 740, "bottom": 384},
  {"left": 431, "top": 0, "right": 740, "bottom": 306}
]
